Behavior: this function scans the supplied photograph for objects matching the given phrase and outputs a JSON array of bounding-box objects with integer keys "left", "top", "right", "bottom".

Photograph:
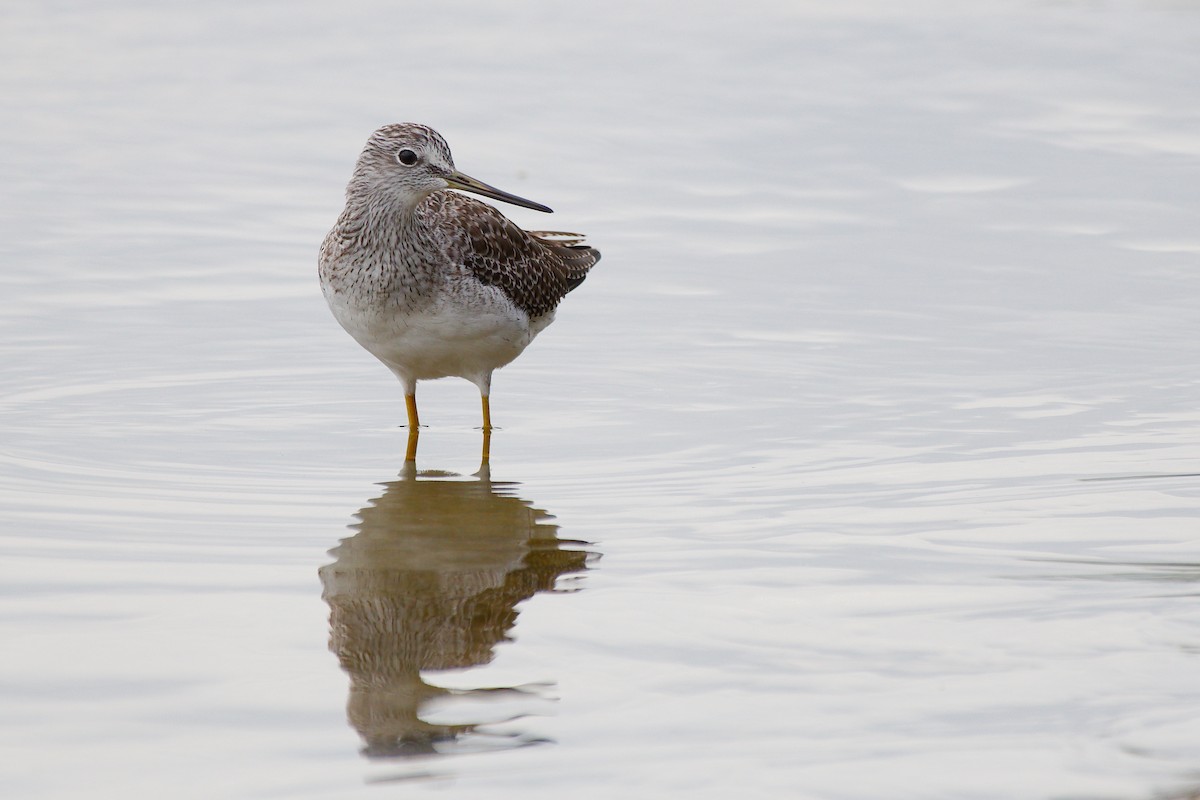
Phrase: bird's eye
[{"left": 396, "top": 149, "right": 419, "bottom": 166}]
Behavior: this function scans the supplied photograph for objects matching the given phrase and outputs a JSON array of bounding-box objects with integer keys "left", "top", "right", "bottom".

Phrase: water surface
[{"left": 3, "top": 1, "right": 1200, "bottom": 798}]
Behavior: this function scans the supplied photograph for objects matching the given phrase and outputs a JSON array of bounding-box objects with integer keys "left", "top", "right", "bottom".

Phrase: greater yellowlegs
[{"left": 319, "top": 123, "right": 600, "bottom": 440}]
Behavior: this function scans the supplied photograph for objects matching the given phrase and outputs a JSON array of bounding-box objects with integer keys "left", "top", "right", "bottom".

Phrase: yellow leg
[
  {"left": 480, "top": 394, "right": 492, "bottom": 432},
  {"left": 404, "top": 393, "right": 420, "bottom": 429},
  {"left": 404, "top": 427, "right": 419, "bottom": 463},
  {"left": 480, "top": 427, "right": 491, "bottom": 464}
]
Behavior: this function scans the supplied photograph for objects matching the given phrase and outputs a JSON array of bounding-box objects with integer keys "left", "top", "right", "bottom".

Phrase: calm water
[{"left": 4, "top": 1, "right": 1200, "bottom": 798}]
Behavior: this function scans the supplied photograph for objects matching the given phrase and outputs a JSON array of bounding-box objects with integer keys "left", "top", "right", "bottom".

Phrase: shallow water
[{"left": 4, "top": 1, "right": 1200, "bottom": 798}]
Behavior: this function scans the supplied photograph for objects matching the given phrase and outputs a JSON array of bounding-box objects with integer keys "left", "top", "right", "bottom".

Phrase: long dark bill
[{"left": 445, "top": 170, "right": 553, "bottom": 213}]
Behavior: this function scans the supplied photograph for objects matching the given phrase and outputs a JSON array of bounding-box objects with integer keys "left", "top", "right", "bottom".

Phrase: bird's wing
[
  {"left": 527, "top": 231, "right": 588, "bottom": 246},
  {"left": 433, "top": 193, "right": 600, "bottom": 318}
]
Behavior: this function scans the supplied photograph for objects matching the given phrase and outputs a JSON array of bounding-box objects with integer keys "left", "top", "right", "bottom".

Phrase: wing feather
[{"left": 431, "top": 193, "right": 600, "bottom": 318}]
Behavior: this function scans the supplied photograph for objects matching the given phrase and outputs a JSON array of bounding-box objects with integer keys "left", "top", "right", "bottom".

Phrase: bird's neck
[
  {"left": 325, "top": 189, "right": 444, "bottom": 307},
  {"left": 339, "top": 188, "right": 429, "bottom": 252}
]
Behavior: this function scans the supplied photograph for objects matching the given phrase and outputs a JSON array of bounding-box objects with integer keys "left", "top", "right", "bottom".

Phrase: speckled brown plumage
[{"left": 427, "top": 191, "right": 599, "bottom": 319}]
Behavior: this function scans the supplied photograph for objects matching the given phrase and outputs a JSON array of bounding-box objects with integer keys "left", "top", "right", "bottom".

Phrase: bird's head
[{"left": 350, "top": 123, "right": 551, "bottom": 213}]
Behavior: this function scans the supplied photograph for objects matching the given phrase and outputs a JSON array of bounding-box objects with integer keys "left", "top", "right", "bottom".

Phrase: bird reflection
[{"left": 319, "top": 456, "right": 592, "bottom": 759}]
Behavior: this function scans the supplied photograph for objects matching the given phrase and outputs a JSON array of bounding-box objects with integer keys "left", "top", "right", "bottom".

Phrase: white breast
[{"left": 324, "top": 277, "right": 552, "bottom": 386}]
